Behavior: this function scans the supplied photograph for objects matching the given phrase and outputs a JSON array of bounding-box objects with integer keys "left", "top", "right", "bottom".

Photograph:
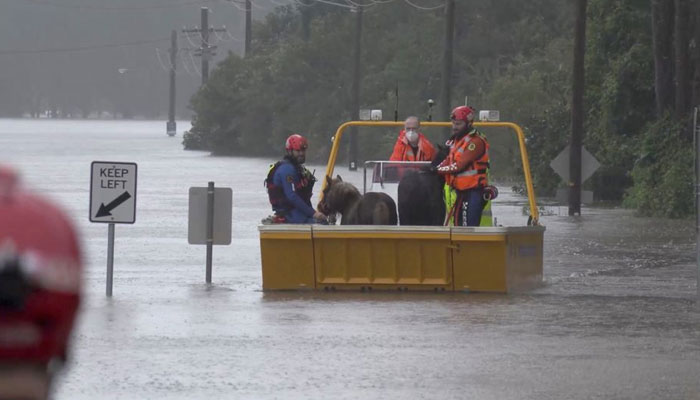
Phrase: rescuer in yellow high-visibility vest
[{"left": 443, "top": 184, "right": 493, "bottom": 226}]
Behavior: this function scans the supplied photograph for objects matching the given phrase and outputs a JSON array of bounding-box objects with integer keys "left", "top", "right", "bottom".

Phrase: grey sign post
[
  {"left": 89, "top": 161, "right": 138, "bottom": 297},
  {"left": 694, "top": 107, "right": 699, "bottom": 306},
  {"left": 188, "top": 182, "right": 232, "bottom": 283}
]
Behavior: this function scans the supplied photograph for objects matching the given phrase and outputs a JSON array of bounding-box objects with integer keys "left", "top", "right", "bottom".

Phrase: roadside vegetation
[{"left": 184, "top": 0, "right": 700, "bottom": 218}]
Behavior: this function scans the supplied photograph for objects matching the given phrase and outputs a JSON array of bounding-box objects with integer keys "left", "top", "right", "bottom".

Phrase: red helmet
[
  {"left": 451, "top": 106, "right": 475, "bottom": 123},
  {"left": 0, "top": 165, "right": 82, "bottom": 364},
  {"left": 285, "top": 134, "right": 308, "bottom": 151}
]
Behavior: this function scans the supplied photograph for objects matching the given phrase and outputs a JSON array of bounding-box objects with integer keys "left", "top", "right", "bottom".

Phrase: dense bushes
[
  {"left": 624, "top": 115, "right": 694, "bottom": 218},
  {"left": 184, "top": 0, "right": 696, "bottom": 218}
]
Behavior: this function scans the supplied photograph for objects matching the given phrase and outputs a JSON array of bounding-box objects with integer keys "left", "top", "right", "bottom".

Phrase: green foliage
[
  {"left": 184, "top": 0, "right": 694, "bottom": 217},
  {"left": 484, "top": 38, "right": 572, "bottom": 195},
  {"left": 585, "top": 0, "right": 655, "bottom": 201},
  {"left": 184, "top": 0, "right": 574, "bottom": 166},
  {"left": 623, "top": 115, "right": 694, "bottom": 218}
]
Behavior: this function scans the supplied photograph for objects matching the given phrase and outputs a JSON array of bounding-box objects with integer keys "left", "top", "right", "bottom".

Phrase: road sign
[
  {"left": 549, "top": 145, "right": 601, "bottom": 183},
  {"left": 90, "top": 161, "right": 137, "bottom": 224},
  {"left": 188, "top": 186, "right": 232, "bottom": 245}
]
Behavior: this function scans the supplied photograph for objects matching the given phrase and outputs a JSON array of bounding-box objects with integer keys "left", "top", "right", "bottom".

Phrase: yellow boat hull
[{"left": 259, "top": 225, "right": 544, "bottom": 293}]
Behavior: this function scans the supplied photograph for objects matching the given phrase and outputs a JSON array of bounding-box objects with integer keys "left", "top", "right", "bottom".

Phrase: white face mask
[{"left": 405, "top": 129, "right": 419, "bottom": 146}]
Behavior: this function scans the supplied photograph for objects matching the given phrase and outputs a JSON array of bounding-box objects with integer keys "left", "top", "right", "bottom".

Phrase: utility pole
[
  {"left": 569, "top": 0, "right": 587, "bottom": 216},
  {"left": 167, "top": 30, "right": 177, "bottom": 137},
  {"left": 439, "top": 0, "right": 455, "bottom": 131},
  {"left": 348, "top": 5, "right": 362, "bottom": 171},
  {"left": 182, "top": 8, "right": 226, "bottom": 86},
  {"left": 201, "top": 7, "right": 210, "bottom": 84},
  {"left": 300, "top": 0, "right": 311, "bottom": 41},
  {"left": 245, "top": 0, "right": 252, "bottom": 56}
]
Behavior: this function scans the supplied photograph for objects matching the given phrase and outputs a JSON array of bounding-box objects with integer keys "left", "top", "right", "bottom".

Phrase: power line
[
  {"left": 187, "top": 51, "right": 202, "bottom": 75},
  {"left": 402, "top": 0, "right": 443, "bottom": 10},
  {"left": 0, "top": 37, "right": 171, "bottom": 55},
  {"left": 155, "top": 47, "right": 175, "bottom": 72},
  {"left": 292, "top": 0, "right": 444, "bottom": 11},
  {"left": 214, "top": 28, "right": 243, "bottom": 42},
  {"left": 180, "top": 49, "right": 198, "bottom": 76},
  {"left": 268, "top": 0, "right": 291, "bottom": 7},
  {"left": 248, "top": 0, "right": 268, "bottom": 10},
  {"left": 311, "top": 0, "right": 355, "bottom": 9},
  {"left": 344, "top": 0, "right": 378, "bottom": 7},
  {"left": 10, "top": 0, "right": 218, "bottom": 10}
]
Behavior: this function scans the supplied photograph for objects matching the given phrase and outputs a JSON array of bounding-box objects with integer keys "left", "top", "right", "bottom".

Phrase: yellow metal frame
[{"left": 320, "top": 121, "right": 540, "bottom": 225}]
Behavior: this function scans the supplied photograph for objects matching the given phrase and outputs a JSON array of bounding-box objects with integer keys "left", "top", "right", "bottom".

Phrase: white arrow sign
[{"left": 90, "top": 161, "right": 137, "bottom": 224}]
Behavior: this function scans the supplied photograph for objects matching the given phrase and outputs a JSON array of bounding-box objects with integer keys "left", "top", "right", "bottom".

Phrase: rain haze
[{"left": 1, "top": 0, "right": 700, "bottom": 399}]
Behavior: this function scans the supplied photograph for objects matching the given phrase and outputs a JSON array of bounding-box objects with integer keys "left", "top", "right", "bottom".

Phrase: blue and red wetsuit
[{"left": 266, "top": 156, "right": 316, "bottom": 224}]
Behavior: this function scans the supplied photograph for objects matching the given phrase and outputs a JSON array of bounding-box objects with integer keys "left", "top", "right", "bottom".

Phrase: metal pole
[
  {"left": 363, "top": 162, "right": 367, "bottom": 194},
  {"left": 106, "top": 223, "right": 115, "bottom": 297},
  {"left": 348, "top": 5, "right": 362, "bottom": 171},
  {"left": 201, "top": 7, "right": 209, "bottom": 85},
  {"left": 300, "top": 0, "right": 311, "bottom": 41},
  {"left": 694, "top": 106, "right": 699, "bottom": 305},
  {"left": 206, "top": 181, "right": 215, "bottom": 283},
  {"left": 568, "top": 0, "right": 587, "bottom": 216},
  {"left": 245, "top": 0, "right": 252, "bottom": 56},
  {"left": 167, "top": 30, "right": 177, "bottom": 136},
  {"left": 439, "top": 0, "right": 455, "bottom": 131}
]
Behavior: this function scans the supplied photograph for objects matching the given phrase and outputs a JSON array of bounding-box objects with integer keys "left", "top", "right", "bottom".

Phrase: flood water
[{"left": 1, "top": 119, "right": 699, "bottom": 399}]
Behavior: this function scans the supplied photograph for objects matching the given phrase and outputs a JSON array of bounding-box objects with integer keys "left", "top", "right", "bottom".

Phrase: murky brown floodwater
[{"left": 1, "top": 119, "right": 698, "bottom": 399}]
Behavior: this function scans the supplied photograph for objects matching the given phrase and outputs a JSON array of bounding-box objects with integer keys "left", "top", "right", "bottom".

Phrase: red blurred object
[{"left": 0, "top": 165, "right": 82, "bottom": 364}]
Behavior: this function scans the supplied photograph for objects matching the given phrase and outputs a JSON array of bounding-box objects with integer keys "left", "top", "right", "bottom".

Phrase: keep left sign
[{"left": 90, "top": 161, "right": 137, "bottom": 224}]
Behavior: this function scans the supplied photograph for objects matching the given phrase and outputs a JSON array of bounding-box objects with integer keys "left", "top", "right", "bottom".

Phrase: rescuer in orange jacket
[
  {"left": 389, "top": 116, "right": 436, "bottom": 162},
  {"left": 435, "top": 106, "right": 490, "bottom": 226}
]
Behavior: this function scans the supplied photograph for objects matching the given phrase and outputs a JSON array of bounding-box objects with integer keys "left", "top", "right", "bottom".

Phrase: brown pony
[{"left": 318, "top": 175, "right": 398, "bottom": 225}]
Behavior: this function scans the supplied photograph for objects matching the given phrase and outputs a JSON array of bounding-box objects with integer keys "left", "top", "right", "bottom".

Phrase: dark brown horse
[
  {"left": 397, "top": 145, "right": 449, "bottom": 225},
  {"left": 318, "top": 175, "right": 398, "bottom": 225}
]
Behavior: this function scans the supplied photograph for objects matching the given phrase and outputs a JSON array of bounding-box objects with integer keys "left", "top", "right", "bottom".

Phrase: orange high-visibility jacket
[
  {"left": 389, "top": 130, "right": 436, "bottom": 161},
  {"left": 440, "top": 130, "right": 490, "bottom": 190}
]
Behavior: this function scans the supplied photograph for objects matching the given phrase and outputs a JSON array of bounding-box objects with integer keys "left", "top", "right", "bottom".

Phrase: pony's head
[
  {"left": 431, "top": 144, "right": 449, "bottom": 168},
  {"left": 418, "top": 144, "right": 449, "bottom": 176},
  {"left": 317, "top": 175, "right": 360, "bottom": 216}
]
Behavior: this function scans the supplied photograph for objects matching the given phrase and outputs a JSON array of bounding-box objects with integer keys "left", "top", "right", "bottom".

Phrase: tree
[
  {"left": 651, "top": 0, "right": 675, "bottom": 115},
  {"left": 674, "top": 0, "right": 691, "bottom": 118}
]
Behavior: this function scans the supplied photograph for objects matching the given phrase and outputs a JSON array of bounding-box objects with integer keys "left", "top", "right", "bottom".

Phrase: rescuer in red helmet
[
  {"left": 264, "top": 134, "right": 326, "bottom": 223},
  {"left": 0, "top": 165, "right": 82, "bottom": 400},
  {"left": 435, "top": 106, "right": 491, "bottom": 226}
]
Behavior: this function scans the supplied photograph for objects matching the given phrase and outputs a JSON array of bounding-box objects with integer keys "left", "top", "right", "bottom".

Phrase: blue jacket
[{"left": 271, "top": 161, "right": 316, "bottom": 223}]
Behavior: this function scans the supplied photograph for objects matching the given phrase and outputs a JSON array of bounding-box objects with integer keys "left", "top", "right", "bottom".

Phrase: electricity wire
[
  {"left": 402, "top": 0, "right": 443, "bottom": 10},
  {"left": 11, "top": 0, "right": 218, "bottom": 10},
  {"left": 0, "top": 37, "right": 170, "bottom": 55}
]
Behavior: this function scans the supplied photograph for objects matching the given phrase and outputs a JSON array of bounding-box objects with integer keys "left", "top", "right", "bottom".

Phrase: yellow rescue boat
[{"left": 259, "top": 121, "right": 544, "bottom": 293}]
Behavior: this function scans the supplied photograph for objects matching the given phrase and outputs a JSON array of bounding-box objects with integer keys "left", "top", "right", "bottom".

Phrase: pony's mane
[{"left": 325, "top": 179, "right": 361, "bottom": 212}]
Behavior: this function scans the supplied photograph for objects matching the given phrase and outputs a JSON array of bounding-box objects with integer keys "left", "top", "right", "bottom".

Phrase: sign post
[
  {"left": 694, "top": 106, "right": 699, "bottom": 306},
  {"left": 90, "top": 161, "right": 137, "bottom": 296},
  {"left": 206, "top": 182, "right": 215, "bottom": 283},
  {"left": 188, "top": 182, "right": 232, "bottom": 283}
]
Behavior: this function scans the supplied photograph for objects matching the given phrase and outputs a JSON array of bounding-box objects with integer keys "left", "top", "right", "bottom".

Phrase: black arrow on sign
[{"left": 95, "top": 191, "right": 131, "bottom": 218}]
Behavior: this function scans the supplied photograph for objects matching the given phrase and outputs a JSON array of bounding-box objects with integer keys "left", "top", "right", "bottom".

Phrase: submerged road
[{"left": 1, "top": 119, "right": 698, "bottom": 399}]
